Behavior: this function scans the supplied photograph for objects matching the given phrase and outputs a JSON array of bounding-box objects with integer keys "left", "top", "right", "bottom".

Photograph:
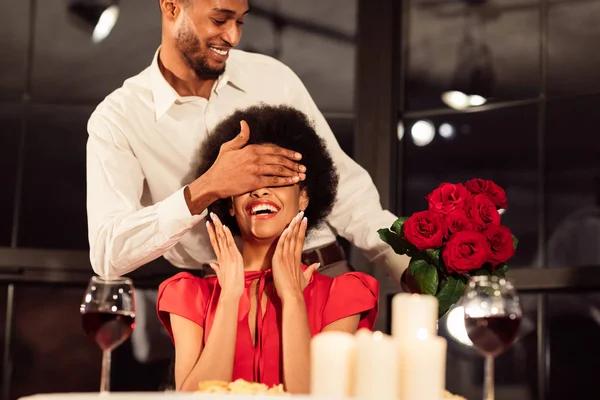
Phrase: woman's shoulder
[
  {"left": 310, "top": 270, "right": 379, "bottom": 293},
  {"left": 158, "top": 272, "right": 216, "bottom": 300},
  {"left": 317, "top": 271, "right": 379, "bottom": 330},
  {"left": 333, "top": 271, "right": 379, "bottom": 290},
  {"left": 156, "top": 272, "right": 216, "bottom": 339},
  {"left": 306, "top": 270, "right": 379, "bottom": 309}
]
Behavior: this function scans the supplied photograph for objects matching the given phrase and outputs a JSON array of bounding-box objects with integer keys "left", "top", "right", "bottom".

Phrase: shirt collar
[
  {"left": 149, "top": 47, "right": 247, "bottom": 120},
  {"left": 216, "top": 54, "right": 247, "bottom": 94}
]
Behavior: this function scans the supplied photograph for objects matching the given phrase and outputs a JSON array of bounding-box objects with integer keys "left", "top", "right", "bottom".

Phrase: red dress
[{"left": 156, "top": 268, "right": 379, "bottom": 387}]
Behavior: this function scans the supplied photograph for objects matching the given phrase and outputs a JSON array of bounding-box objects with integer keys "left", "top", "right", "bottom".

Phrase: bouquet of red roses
[{"left": 378, "top": 179, "right": 518, "bottom": 317}]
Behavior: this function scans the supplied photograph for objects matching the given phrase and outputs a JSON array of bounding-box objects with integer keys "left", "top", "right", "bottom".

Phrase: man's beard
[{"left": 176, "top": 29, "right": 225, "bottom": 79}]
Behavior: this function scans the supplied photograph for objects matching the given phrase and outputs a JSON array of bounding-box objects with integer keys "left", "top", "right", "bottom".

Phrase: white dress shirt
[{"left": 86, "top": 48, "right": 407, "bottom": 281}]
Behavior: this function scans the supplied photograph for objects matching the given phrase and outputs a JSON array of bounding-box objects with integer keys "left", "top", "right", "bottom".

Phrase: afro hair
[{"left": 196, "top": 104, "right": 339, "bottom": 236}]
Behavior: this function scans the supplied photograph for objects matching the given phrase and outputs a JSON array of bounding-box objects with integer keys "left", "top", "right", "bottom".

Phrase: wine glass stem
[
  {"left": 484, "top": 355, "right": 494, "bottom": 400},
  {"left": 100, "top": 350, "right": 111, "bottom": 393}
]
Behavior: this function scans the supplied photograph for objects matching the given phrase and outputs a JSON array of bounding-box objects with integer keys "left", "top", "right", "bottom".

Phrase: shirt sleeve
[
  {"left": 322, "top": 272, "right": 379, "bottom": 330},
  {"left": 86, "top": 111, "right": 205, "bottom": 277},
  {"left": 156, "top": 272, "right": 209, "bottom": 342},
  {"left": 281, "top": 67, "right": 407, "bottom": 281}
]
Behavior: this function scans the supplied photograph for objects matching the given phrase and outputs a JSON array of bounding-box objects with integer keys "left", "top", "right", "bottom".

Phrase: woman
[{"left": 156, "top": 105, "right": 378, "bottom": 393}]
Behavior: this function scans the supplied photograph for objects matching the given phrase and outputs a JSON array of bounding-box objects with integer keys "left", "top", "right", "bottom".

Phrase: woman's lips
[{"left": 245, "top": 200, "right": 281, "bottom": 219}]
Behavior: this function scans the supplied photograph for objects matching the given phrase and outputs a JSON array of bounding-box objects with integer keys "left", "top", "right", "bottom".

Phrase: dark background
[{"left": 1, "top": 0, "right": 600, "bottom": 399}]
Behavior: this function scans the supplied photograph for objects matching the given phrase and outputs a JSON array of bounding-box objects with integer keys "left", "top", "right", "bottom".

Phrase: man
[{"left": 86, "top": 0, "right": 408, "bottom": 365}]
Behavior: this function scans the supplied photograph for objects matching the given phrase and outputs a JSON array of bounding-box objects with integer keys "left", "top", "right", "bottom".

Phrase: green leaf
[
  {"left": 377, "top": 228, "right": 397, "bottom": 247},
  {"left": 378, "top": 228, "right": 420, "bottom": 257},
  {"left": 512, "top": 234, "right": 519, "bottom": 250},
  {"left": 378, "top": 228, "right": 393, "bottom": 244},
  {"left": 436, "top": 275, "right": 467, "bottom": 318},
  {"left": 391, "top": 217, "right": 410, "bottom": 235},
  {"left": 378, "top": 229, "right": 405, "bottom": 254},
  {"left": 407, "top": 259, "right": 439, "bottom": 296},
  {"left": 424, "top": 248, "right": 441, "bottom": 267},
  {"left": 493, "top": 264, "right": 509, "bottom": 277},
  {"left": 437, "top": 255, "right": 449, "bottom": 278}
]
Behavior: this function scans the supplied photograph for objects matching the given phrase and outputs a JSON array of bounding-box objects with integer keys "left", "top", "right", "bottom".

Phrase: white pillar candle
[
  {"left": 397, "top": 336, "right": 447, "bottom": 400},
  {"left": 392, "top": 293, "right": 438, "bottom": 340},
  {"left": 354, "top": 329, "right": 398, "bottom": 400},
  {"left": 310, "top": 331, "right": 356, "bottom": 397}
]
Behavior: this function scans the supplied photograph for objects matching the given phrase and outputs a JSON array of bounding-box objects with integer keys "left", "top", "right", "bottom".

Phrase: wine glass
[
  {"left": 80, "top": 276, "right": 136, "bottom": 393},
  {"left": 460, "top": 275, "right": 522, "bottom": 400}
]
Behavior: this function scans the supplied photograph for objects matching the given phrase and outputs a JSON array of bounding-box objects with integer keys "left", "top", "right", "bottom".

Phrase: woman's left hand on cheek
[{"left": 272, "top": 211, "right": 320, "bottom": 301}]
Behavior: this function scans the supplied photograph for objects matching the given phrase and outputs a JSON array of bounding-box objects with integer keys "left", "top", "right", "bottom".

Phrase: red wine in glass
[
  {"left": 460, "top": 276, "right": 522, "bottom": 400},
  {"left": 80, "top": 276, "right": 135, "bottom": 393},
  {"left": 465, "top": 314, "right": 521, "bottom": 356},
  {"left": 82, "top": 311, "right": 135, "bottom": 351}
]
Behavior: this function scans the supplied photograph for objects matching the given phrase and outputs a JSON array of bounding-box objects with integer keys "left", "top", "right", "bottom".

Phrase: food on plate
[
  {"left": 443, "top": 390, "right": 467, "bottom": 400},
  {"left": 196, "top": 379, "right": 463, "bottom": 398},
  {"left": 197, "top": 380, "right": 230, "bottom": 394},
  {"left": 197, "top": 379, "right": 287, "bottom": 395}
]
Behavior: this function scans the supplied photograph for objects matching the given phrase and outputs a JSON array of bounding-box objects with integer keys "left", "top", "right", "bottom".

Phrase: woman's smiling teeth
[
  {"left": 210, "top": 47, "right": 228, "bottom": 56},
  {"left": 249, "top": 204, "right": 279, "bottom": 216}
]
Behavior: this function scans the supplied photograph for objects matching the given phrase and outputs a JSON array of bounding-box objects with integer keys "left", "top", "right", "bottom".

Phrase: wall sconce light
[{"left": 68, "top": 0, "right": 120, "bottom": 43}]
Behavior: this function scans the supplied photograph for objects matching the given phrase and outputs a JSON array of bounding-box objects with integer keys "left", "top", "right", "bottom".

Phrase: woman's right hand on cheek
[{"left": 206, "top": 213, "right": 245, "bottom": 300}]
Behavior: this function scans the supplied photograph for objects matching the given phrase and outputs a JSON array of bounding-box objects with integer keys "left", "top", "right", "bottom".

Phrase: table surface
[
  {"left": 18, "top": 391, "right": 456, "bottom": 400},
  {"left": 18, "top": 393, "right": 345, "bottom": 400}
]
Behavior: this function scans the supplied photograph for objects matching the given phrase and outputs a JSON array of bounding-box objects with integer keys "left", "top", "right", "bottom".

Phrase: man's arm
[
  {"left": 86, "top": 114, "right": 207, "bottom": 277},
  {"left": 283, "top": 69, "right": 410, "bottom": 283}
]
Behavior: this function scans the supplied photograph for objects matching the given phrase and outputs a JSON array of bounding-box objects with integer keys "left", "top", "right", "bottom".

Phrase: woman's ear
[{"left": 299, "top": 188, "right": 309, "bottom": 212}]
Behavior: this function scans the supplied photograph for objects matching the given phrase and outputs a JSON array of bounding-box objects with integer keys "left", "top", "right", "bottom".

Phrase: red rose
[
  {"left": 465, "top": 194, "right": 501, "bottom": 231},
  {"left": 484, "top": 225, "right": 516, "bottom": 266},
  {"left": 445, "top": 210, "right": 474, "bottom": 237},
  {"left": 465, "top": 178, "right": 508, "bottom": 209},
  {"left": 403, "top": 211, "right": 445, "bottom": 250},
  {"left": 442, "top": 231, "right": 490, "bottom": 274},
  {"left": 426, "top": 183, "right": 471, "bottom": 215}
]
